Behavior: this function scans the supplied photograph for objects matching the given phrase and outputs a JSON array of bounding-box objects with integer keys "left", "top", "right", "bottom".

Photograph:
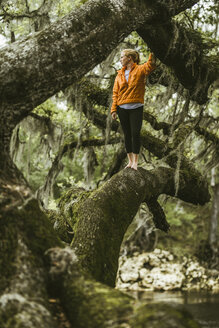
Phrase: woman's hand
[
  {"left": 111, "top": 112, "right": 117, "bottom": 120},
  {"left": 151, "top": 52, "right": 156, "bottom": 65}
]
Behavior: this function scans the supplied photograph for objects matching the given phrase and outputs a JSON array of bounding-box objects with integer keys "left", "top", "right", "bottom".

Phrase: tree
[{"left": 0, "top": 0, "right": 218, "bottom": 326}]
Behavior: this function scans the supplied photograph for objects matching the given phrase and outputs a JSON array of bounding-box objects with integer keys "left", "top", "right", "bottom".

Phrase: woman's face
[{"left": 120, "top": 52, "right": 131, "bottom": 67}]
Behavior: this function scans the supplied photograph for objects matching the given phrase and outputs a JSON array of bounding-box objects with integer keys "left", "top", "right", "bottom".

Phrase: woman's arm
[{"left": 142, "top": 53, "right": 156, "bottom": 75}]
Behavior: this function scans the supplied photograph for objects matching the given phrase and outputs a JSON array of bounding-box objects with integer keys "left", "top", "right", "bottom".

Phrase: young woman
[{"left": 111, "top": 49, "right": 156, "bottom": 170}]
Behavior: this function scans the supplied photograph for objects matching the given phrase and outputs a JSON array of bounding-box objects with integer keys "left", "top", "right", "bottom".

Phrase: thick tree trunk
[
  {"left": 0, "top": 152, "right": 32, "bottom": 212},
  {"left": 0, "top": 200, "right": 62, "bottom": 328}
]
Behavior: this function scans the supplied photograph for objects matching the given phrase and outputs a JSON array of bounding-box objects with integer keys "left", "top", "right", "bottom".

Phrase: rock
[
  {"left": 139, "top": 268, "right": 148, "bottom": 279},
  {"left": 168, "top": 254, "right": 174, "bottom": 261},
  {"left": 116, "top": 281, "right": 131, "bottom": 289},
  {"left": 153, "top": 248, "right": 161, "bottom": 255},
  {"left": 128, "top": 282, "right": 141, "bottom": 291},
  {"left": 117, "top": 248, "right": 219, "bottom": 292},
  {"left": 140, "top": 279, "right": 154, "bottom": 290},
  {"left": 120, "top": 270, "right": 139, "bottom": 283},
  {"left": 148, "top": 254, "right": 161, "bottom": 267},
  {"left": 150, "top": 264, "right": 185, "bottom": 290}
]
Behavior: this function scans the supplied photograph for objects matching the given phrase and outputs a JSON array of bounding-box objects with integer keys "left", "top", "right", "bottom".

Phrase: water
[{"left": 128, "top": 291, "right": 219, "bottom": 328}]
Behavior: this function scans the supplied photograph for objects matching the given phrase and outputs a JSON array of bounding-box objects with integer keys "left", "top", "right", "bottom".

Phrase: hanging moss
[{"left": 172, "top": 124, "right": 192, "bottom": 149}]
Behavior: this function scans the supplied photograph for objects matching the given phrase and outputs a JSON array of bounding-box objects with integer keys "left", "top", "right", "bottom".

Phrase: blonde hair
[{"left": 122, "top": 49, "right": 140, "bottom": 64}]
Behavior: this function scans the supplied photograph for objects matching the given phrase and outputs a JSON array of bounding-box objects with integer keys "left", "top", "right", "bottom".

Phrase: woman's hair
[{"left": 122, "top": 49, "right": 140, "bottom": 64}]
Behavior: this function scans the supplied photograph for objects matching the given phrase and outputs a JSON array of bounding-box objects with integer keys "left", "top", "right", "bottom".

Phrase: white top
[
  {"left": 119, "top": 69, "right": 143, "bottom": 109},
  {"left": 125, "top": 69, "right": 131, "bottom": 82}
]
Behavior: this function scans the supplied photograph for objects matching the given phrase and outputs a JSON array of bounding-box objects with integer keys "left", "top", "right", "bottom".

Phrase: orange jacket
[{"left": 111, "top": 53, "right": 156, "bottom": 113}]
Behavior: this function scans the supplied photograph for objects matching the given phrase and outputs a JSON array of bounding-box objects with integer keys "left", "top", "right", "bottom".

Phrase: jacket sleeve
[
  {"left": 142, "top": 53, "right": 156, "bottom": 76},
  {"left": 111, "top": 75, "right": 119, "bottom": 114}
]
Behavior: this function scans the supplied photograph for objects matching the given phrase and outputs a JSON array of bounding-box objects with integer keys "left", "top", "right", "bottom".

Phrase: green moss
[
  {"left": 59, "top": 271, "right": 133, "bottom": 328},
  {"left": 130, "top": 303, "right": 201, "bottom": 328},
  {"left": 58, "top": 187, "right": 91, "bottom": 232},
  {"left": 47, "top": 209, "right": 73, "bottom": 243},
  {"left": 79, "top": 79, "right": 109, "bottom": 107}
]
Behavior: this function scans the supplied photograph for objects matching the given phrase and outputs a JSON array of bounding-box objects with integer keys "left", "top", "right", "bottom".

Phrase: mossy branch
[
  {"left": 137, "top": 21, "right": 218, "bottom": 104},
  {"left": 56, "top": 166, "right": 210, "bottom": 286}
]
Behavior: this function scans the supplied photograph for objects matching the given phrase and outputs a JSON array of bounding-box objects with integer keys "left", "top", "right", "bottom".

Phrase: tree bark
[{"left": 0, "top": 199, "right": 62, "bottom": 328}]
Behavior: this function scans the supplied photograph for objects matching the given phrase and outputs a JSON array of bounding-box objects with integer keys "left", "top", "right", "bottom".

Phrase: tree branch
[
  {"left": 55, "top": 166, "right": 210, "bottom": 286},
  {"left": 0, "top": 0, "right": 199, "bottom": 129},
  {"left": 137, "top": 21, "right": 219, "bottom": 104}
]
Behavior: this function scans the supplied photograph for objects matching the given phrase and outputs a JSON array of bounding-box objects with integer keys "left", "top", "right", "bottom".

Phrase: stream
[{"left": 128, "top": 290, "right": 219, "bottom": 328}]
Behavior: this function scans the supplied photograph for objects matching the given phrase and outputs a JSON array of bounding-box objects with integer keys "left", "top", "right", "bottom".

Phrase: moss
[
  {"left": 58, "top": 187, "right": 91, "bottom": 232},
  {"left": 59, "top": 271, "right": 133, "bottom": 328},
  {"left": 130, "top": 303, "right": 200, "bottom": 328},
  {"left": 79, "top": 79, "right": 109, "bottom": 107},
  {"left": 50, "top": 251, "right": 200, "bottom": 328},
  {"left": 47, "top": 209, "right": 73, "bottom": 244}
]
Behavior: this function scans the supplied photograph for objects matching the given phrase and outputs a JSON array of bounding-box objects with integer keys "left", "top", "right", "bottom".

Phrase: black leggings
[{"left": 117, "top": 106, "right": 143, "bottom": 154}]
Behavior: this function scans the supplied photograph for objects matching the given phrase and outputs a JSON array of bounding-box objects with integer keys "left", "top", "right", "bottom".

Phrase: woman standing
[{"left": 111, "top": 49, "right": 156, "bottom": 170}]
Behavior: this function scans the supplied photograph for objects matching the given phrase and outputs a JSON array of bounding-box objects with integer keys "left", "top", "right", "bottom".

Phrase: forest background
[{"left": 0, "top": 0, "right": 218, "bottom": 327}]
